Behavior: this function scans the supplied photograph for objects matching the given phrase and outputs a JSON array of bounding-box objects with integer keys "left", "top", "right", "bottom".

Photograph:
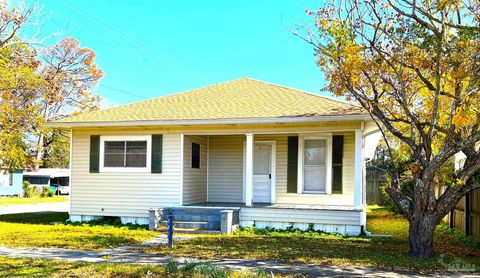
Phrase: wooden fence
[
  {"left": 444, "top": 188, "right": 480, "bottom": 240},
  {"left": 366, "top": 166, "right": 387, "bottom": 205}
]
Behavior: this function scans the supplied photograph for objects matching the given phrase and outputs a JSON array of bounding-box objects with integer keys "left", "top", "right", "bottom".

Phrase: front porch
[
  {"left": 150, "top": 201, "right": 363, "bottom": 235},
  {"left": 153, "top": 129, "right": 367, "bottom": 235},
  {"left": 181, "top": 131, "right": 364, "bottom": 209}
]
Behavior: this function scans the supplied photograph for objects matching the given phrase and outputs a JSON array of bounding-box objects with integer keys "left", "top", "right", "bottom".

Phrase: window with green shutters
[
  {"left": 89, "top": 135, "right": 162, "bottom": 173},
  {"left": 286, "top": 134, "right": 344, "bottom": 194}
]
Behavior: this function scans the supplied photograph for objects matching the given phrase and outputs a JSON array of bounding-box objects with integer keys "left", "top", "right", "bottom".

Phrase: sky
[{"left": 22, "top": 0, "right": 328, "bottom": 107}]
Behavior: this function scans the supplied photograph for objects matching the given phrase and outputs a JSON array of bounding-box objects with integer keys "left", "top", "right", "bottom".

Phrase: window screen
[
  {"left": 191, "top": 142, "right": 200, "bottom": 168},
  {"left": 303, "top": 139, "right": 327, "bottom": 192},
  {"left": 104, "top": 141, "right": 147, "bottom": 168}
]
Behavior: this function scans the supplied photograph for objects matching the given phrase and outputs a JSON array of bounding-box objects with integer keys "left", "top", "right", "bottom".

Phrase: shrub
[
  {"left": 164, "top": 259, "right": 179, "bottom": 274},
  {"left": 196, "top": 263, "right": 229, "bottom": 278},
  {"left": 40, "top": 187, "right": 55, "bottom": 198},
  {"left": 22, "top": 181, "right": 35, "bottom": 198},
  {"left": 437, "top": 225, "right": 480, "bottom": 248}
]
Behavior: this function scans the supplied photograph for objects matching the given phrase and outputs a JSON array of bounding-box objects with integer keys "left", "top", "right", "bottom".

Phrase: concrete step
[
  {"left": 164, "top": 214, "right": 222, "bottom": 223},
  {"left": 159, "top": 220, "right": 219, "bottom": 230},
  {"left": 156, "top": 227, "right": 221, "bottom": 235}
]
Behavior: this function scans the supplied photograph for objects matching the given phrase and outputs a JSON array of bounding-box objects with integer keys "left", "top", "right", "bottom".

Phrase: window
[
  {"left": 298, "top": 135, "right": 332, "bottom": 194},
  {"left": 24, "top": 176, "right": 50, "bottom": 185},
  {"left": 191, "top": 142, "right": 200, "bottom": 168},
  {"left": 104, "top": 141, "right": 147, "bottom": 168},
  {"left": 100, "top": 135, "right": 151, "bottom": 172}
]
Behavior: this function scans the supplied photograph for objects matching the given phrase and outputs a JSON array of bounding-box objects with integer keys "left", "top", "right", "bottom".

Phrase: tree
[
  {"left": 298, "top": 0, "right": 480, "bottom": 257},
  {"left": 0, "top": 43, "right": 42, "bottom": 169},
  {"left": 33, "top": 37, "right": 103, "bottom": 168},
  {"left": 0, "top": 2, "right": 103, "bottom": 170}
]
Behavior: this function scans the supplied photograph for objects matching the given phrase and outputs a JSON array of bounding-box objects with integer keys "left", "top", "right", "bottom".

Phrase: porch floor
[{"left": 185, "top": 202, "right": 361, "bottom": 211}]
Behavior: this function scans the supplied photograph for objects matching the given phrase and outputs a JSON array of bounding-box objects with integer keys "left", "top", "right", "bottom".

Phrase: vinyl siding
[
  {"left": 206, "top": 132, "right": 356, "bottom": 207},
  {"left": 182, "top": 135, "right": 207, "bottom": 205},
  {"left": 70, "top": 130, "right": 182, "bottom": 218},
  {"left": 240, "top": 207, "right": 361, "bottom": 225},
  {"left": 207, "top": 135, "right": 244, "bottom": 203}
]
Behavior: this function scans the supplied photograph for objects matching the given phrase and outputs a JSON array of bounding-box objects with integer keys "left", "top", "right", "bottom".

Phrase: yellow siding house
[{"left": 47, "top": 78, "right": 379, "bottom": 235}]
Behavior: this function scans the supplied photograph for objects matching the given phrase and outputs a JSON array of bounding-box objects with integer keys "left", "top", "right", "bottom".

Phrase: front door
[{"left": 253, "top": 143, "right": 272, "bottom": 203}]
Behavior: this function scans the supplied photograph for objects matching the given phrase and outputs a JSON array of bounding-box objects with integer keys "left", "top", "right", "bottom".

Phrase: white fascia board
[{"left": 44, "top": 114, "right": 373, "bottom": 128}]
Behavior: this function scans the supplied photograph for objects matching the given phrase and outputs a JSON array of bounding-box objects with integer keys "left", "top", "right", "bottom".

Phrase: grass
[
  {"left": 0, "top": 196, "right": 68, "bottom": 206},
  {"left": 0, "top": 257, "right": 296, "bottom": 278},
  {"left": 0, "top": 212, "right": 157, "bottom": 251},
  {"left": 142, "top": 206, "right": 480, "bottom": 273}
]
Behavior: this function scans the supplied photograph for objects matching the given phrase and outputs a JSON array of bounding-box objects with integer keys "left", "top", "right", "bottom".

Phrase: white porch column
[
  {"left": 354, "top": 129, "right": 363, "bottom": 209},
  {"left": 245, "top": 133, "right": 254, "bottom": 206}
]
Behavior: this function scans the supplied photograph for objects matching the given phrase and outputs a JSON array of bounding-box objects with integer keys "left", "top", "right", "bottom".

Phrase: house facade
[{"left": 48, "top": 78, "right": 379, "bottom": 235}]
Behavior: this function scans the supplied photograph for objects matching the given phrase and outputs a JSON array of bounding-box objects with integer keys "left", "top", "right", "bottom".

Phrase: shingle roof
[{"left": 56, "top": 78, "right": 366, "bottom": 124}]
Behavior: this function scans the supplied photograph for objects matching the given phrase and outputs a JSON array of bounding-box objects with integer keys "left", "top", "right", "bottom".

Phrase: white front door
[{"left": 253, "top": 143, "right": 272, "bottom": 203}]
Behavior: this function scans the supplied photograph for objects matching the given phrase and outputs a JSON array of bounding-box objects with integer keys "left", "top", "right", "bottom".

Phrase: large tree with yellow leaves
[
  {"left": 0, "top": 3, "right": 103, "bottom": 170},
  {"left": 300, "top": 0, "right": 480, "bottom": 257}
]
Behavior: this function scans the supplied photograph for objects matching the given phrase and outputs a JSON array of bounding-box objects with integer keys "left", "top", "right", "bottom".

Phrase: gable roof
[{"left": 49, "top": 78, "right": 369, "bottom": 127}]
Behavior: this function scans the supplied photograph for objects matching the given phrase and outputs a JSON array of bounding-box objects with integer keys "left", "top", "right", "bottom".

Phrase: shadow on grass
[
  {"left": 0, "top": 212, "right": 148, "bottom": 230},
  {"left": 0, "top": 212, "right": 69, "bottom": 224}
]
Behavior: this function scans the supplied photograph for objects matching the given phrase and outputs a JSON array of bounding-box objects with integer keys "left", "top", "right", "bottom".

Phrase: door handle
[{"left": 269, "top": 174, "right": 271, "bottom": 179}]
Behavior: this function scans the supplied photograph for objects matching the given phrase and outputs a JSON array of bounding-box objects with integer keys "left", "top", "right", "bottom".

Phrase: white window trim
[
  {"left": 297, "top": 133, "right": 333, "bottom": 195},
  {"left": 99, "top": 135, "right": 152, "bottom": 173}
]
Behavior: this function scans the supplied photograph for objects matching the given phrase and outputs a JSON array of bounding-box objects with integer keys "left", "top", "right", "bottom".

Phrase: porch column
[
  {"left": 245, "top": 133, "right": 254, "bottom": 206},
  {"left": 354, "top": 129, "right": 363, "bottom": 209}
]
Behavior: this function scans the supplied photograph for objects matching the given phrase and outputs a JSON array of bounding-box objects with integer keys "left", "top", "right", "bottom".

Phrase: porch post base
[
  {"left": 220, "top": 210, "right": 234, "bottom": 234},
  {"left": 148, "top": 208, "right": 163, "bottom": 230}
]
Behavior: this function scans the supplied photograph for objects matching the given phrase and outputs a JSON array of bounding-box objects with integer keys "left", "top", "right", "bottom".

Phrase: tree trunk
[
  {"left": 408, "top": 214, "right": 437, "bottom": 258},
  {"left": 34, "top": 133, "right": 44, "bottom": 170}
]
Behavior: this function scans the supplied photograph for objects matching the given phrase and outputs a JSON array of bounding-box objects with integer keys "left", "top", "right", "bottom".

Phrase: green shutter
[
  {"left": 332, "top": 135, "right": 344, "bottom": 194},
  {"left": 287, "top": 136, "right": 298, "bottom": 193},
  {"left": 89, "top": 135, "right": 100, "bottom": 173},
  {"left": 151, "top": 134, "right": 163, "bottom": 173}
]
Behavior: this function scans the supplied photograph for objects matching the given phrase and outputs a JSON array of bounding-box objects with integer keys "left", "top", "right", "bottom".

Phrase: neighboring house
[
  {"left": 47, "top": 78, "right": 379, "bottom": 235},
  {"left": 23, "top": 168, "right": 71, "bottom": 194},
  {"left": 0, "top": 168, "right": 23, "bottom": 197}
]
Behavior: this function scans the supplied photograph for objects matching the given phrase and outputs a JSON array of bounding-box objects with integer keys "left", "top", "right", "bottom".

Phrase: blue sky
[{"left": 26, "top": 0, "right": 328, "bottom": 107}]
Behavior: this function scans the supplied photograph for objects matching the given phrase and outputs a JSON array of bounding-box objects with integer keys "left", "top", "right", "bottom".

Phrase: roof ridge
[{"left": 241, "top": 77, "right": 359, "bottom": 107}]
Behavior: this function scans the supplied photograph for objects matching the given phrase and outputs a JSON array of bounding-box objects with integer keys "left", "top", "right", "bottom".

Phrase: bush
[
  {"left": 22, "top": 181, "right": 35, "bottom": 198},
  {"left": 437, "top": 225, "right": 480, "bottom": 248},
  {"left": 39, "top": 187, "right": 55, "bottom": 198}
]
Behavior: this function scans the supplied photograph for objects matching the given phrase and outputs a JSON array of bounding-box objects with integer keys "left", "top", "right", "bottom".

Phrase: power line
[
  {"left": 57, "top": 0, "right": 209, "bottom": 82},
  {"left": 50, "top": 10, "right": 172, "bottom": 73},
  {"left": 99, "top": 84, "right": 147, "bottom": 99}
]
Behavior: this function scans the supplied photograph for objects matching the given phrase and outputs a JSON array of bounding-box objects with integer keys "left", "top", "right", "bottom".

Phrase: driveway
[{"left": 0, "top": 202, "right": 69, "bottom": 215}]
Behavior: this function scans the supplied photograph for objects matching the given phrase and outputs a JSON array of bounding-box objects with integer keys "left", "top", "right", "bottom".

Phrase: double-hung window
[
  {"left": 100, "top": 136, "right": 151, "bottom": 172},
  {"left": 298, "top": 135, "right": 332, "bottom": 194}
]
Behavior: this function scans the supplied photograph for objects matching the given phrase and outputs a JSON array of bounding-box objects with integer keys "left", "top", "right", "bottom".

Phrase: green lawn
[
  {"left": 0, "top": 257, "right": 289, "bottom": 277},
  {"left": 142, "top": 206, "right": 480, "bottom": 273},
  {"left": 0, "top": 196, "right": 68, "bottom": 206},
  {"left": 0, "top": 212, "right": 157, "bottom": 250}
]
